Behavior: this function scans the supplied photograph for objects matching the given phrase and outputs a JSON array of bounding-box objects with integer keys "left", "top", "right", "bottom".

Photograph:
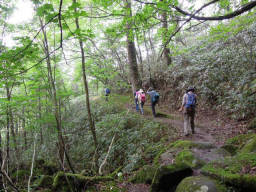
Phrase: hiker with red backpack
[
  {"left": 179, "top": 86, "right": 197, "bottom": 136},
  {"left": 137, "top": 89, "right": 146, "bottom": 115}
]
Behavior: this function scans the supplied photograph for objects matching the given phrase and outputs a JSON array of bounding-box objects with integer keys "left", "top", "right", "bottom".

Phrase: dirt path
[
  {"left": 124, "top": 103, "right": 248, "bottom": 192},
  {"left": 135, "top": 104, "right": 219, "bottom": 146}
]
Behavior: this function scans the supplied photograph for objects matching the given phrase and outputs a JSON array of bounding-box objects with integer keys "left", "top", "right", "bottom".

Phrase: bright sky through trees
[
  {"left": 4, "top": 0, "right": 34, "bottom": 47},
  {"left": 8, "top": 0, "right": 34, "bottom": 24}
]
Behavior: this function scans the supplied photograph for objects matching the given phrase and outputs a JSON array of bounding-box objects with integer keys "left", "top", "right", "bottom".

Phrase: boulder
[
  {"left": 201, "top": 152, "right": 256, "bottom": 191},
  {"left": 150, "top": 163, "right": 193, "bottom": 192},
  {"left": 175, "top": 176, "right": 227, "bottom": 192}
]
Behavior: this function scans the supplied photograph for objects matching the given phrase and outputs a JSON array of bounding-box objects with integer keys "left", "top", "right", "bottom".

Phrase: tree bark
[
  {"left": 73, "top": 0, "right": 99, "bottom": 169},
  {"left": 125, "top": 0, "right": 142, "bottom": 92},
  {"left": 160, "top": 0, "right": 172, "bottom": 66},
  {"left": 39, "top": 16, "right": 74, "bottom": 173}
]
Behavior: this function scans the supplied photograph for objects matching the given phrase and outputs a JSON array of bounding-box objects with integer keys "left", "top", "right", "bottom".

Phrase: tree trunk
[
  {"left": 125, "top": 0, "right": 142, "bottom": 92},
  {"left": 161, "top": 0, "right": 172, "bottom": 66},
  {"left": 73, "top": 0, "right": 99, "bottom": 169},
  {"left": 39, "top": 16, "right": 74, "bottom": 173},
  {"left": 22, "top": 106, "right": 27, "bottom": 150}
]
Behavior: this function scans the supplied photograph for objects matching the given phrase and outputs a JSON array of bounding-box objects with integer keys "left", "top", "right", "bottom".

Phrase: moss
[
  {"left": 150, "top": 163, "right": 193, "bottom": 192},
  {"left": 201, "top": 152, "right": 256, "bottom": 191},
  {"left": 221, "top": 144, "right": 238, "bottom": 155},
  {"left": 53, "top": 171, "right": 113, "bottom": 191},
  {"left": 175, "top": 176, "right": 227, "bottom": 192},
  {"left": 153, "top": 142, "right": 173, "bottom": 166},
  {"left": 35, "top": 159, "right": 58, "bottom": 176},
  {"left": 241, "top": 135, "right": 256, "bottom": 153},
  {"left": 175, "top": 150, "right": 205, "bottom": 169},
  {"left": 130, "top": 165, "right": 158, "bottom": 184},
  {"left": 225, "top": 134, "right": 255, "bottom": 150}
]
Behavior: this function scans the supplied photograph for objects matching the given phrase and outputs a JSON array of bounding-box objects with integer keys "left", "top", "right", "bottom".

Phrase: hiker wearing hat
[
  {"left": 179, "top": 86, "right": 197, "bottom": 136},
  {"left": 134, "top": 89, "right": 140, "bottom": 112},
  {"left": 138, "top": 89, "right": 146, "bottom": 115}
]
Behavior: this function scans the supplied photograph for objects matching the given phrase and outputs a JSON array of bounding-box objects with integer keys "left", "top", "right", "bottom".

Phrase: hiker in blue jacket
[
  {"left": 105, "top": 88, "right": 110, "bottom": 101},
  {"left": 179, "top": 86, "right": 197, "bottom": 136},
  {"left": 147, "top": 87, "right": 159, "bottom": 117}
]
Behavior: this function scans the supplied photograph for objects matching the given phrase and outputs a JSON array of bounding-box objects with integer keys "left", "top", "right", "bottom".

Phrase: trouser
[
  {"left": 140, "top": 102, "right": 144, "bottom": 115},
  {"left": 135, "top": 98, "right": 139, "bottom": 111},
  {"left": 184, "top": 107, "right": 195, "bottom": 135},
  {"left": 105, "top": 94, "right": 109, "bottom": 101},
  {"left": 151, "top": 102, "right": 156, "bottom": 117}
]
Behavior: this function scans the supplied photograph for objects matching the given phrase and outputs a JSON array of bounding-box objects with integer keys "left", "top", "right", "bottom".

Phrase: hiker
[
  {"left": 134, "top": 89, "right": 139, "bottom": 112},
  {"left": 105, "top": 88, "right": 110, "bottom": 101},
  {"left": 147, "top": 87, "right": 159, "bottom": 117},
  {"left": 179, "top": 86, "right": 197, "bottom": 136},
  {"left": 137, "top": 89, "right": 146, "bottom": 115}
]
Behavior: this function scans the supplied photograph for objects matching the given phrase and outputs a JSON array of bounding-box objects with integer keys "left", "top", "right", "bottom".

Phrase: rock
[
  {"left": 175, "top": 176, "right": 227, "bottom": 192},
  {"left": 241, "top": 135, "right": 256, "bottom": 153},
  {"left": 150, "top": 163, "right": 193, "bottom": 192},
  {"left": 201, "top": 152, "right": 256, "bottom": 191},
  {"left": 130, "top": 165, "right": 158, "bottom": 184},
  {"left": 224, "top": 133, "right": 255, "bottom": 154}
]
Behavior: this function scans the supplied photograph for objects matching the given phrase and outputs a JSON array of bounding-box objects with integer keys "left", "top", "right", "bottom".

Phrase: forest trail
[
  {"left": 124, "top": 103, "right": 230, "bottom": 192},
  {"left": 129, "top": 103, "right": 219, "bottom": 146}
]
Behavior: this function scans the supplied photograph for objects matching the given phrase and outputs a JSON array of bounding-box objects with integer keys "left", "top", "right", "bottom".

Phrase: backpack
[
  {"left": 152, "top": 92, "right": 159, "bottom": 103},
  {"left": 106, "top": 88, "right": 110, "bottom": 94},
  {"left": 185, "top": 93, "right": 196, "bottom": 108},
  {"left": 140, "top": 93, "right": 146, "bottom": 102}
]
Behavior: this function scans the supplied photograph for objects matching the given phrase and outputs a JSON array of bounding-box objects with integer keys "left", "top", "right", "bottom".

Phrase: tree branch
[
  {"left": 173, "top": 0, "right": 256, "bottom": 21},
  {"left": 58, "top": 0, "right": 63, "bottom": 48}
]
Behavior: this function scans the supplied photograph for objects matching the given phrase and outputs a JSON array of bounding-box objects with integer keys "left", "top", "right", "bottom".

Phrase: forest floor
[{"left": 122, "top": 101, "right": 249, "bottom": 192}]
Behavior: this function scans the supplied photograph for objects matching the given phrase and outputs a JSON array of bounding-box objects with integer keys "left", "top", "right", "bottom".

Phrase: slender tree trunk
[
  {"left": 73, "top": 0, "right": 99, "bottom": 169},
  {"left": 6, "top": 86, "right": 17, "bottom": 153},
  {"left": 160, "top": 0, "right": 172, "bottom": 66},
  {"left": 38, "top": 87, "right": 43, "bottom": 144},
  {"left": 22, "top": 106, "right": 27, "bottom": 150},
  {"left": 39, "top": 16, "right": 74, "bottom": 173},
  {"left": 125, "top": 0, "right": 142, "bottom": 92},
  {"left": 0, "top": 130, "right": 3, "bottom": 188},
  {"left": 143, "top": 31, "right": 153, "bottom": 86},
  {"left": 135, "top": 32, "right": 144, "bottom": 78}
]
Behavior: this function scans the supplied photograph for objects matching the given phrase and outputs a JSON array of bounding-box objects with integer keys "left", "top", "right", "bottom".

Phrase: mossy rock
[
  {"left": 150, "top": 163, "right": 193, "bottom": 192},
  {"left": 248, "top": 118, "right": 256, "bottom": 130},
  {"left": 175, "top": 150, "right": 205, "bottom": 169},
  {"left": 225, "top": 134, "right": 255, "bottom": 153},
  {"left": 53, "top": 171, "right": 113, "bottom": 192},
  {"left": 130, "top": 165, "right": 158, "bottom": 184},
  {"left": 201, "top": 152, "right": 256, "bottom": 191},
  {"left": 175, "top": 176, "right": 227, "bottom": 192},
  {"left": 241, "top": 135, "right": 256, "bottom": 153}
]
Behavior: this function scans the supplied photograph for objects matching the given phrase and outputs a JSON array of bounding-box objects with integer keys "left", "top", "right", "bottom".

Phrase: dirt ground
[{"left": 121, "top": 102, "right": 250, "bottom": 192}]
